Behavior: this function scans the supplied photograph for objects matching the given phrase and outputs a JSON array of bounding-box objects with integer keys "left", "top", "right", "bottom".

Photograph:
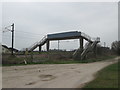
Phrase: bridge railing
[
  {"left": 28, "top": 41, "right": 39, "bottom": 51},
  {"left": 81, "top": 32, "right": 92, "bottom": 41},
  {"left": 38, "top": 35, "right": 47, "bottom": 45},
  {"left": 21, "top": 35, "right": 47, "bottom": 51},
  {"left": 81, "top": 32, "right": 100, "bottom": 42}
]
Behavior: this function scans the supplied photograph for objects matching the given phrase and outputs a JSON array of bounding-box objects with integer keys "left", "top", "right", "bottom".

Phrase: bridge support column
[
  {"left": 39, "top": 45, "right": 41, "bottom": 53},
  {"left": 80, "top": 37, "right": 84, "bottom": 51},
  {"left": 80, "top": 38, "right": 84, "bottom": 60},
  {"left": 46, "top": 40, "right": 50, "bottom": 51}
]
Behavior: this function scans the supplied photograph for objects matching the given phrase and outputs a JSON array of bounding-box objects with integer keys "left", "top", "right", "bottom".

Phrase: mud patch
[
  {"left": 70, "top": 67, "right": 75, "bottom": 69},
  {"left": 25, "top": 81, "right": 36, "bottom": 85},
  {"left": 39, "top": 74, "right": 56, "bottom": 81},
  {"left": 75, "top": 71, "right": 81, "bottom": 73}
]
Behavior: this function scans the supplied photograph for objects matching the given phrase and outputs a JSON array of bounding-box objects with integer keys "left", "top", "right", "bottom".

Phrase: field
[
  {"left": 84, "top": 61, "right": 119, "bottom": 88},
  {"left": 2, "top": 50, "right": 117, "bottom": 66}
]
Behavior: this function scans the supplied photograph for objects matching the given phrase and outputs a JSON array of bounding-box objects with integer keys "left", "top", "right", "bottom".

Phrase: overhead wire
[
  {"left": 16, "top": 30, "right": 43, "bottom": 36},
  {"left": 2, "top": 34, "right": 40, "bottom": 39},
  {"left": 2, "top": 30, "right": 43, "bottom": 40},
  {"left": 2, "top": 28, "right": 79, "bottom": 48},
  {"left": 2, "top": 29, "right": 43, "bottom": 38},
  {"left": 4, "top": 25, "right": 11, "bottom": 29}
]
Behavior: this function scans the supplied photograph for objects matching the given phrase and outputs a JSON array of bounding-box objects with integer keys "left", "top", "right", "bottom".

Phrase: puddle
[{"left": 39, "top": 74, "right": 56, "bottom": 81}]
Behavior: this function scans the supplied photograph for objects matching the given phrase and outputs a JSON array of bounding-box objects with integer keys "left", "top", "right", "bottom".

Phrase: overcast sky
[{"left": 2, "top": 2, "right": 118, "bottom": 50}]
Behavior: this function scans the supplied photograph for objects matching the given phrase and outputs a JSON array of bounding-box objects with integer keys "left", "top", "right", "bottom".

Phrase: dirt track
[{"left": 2, "top": 57, "right": 119, "bottom": 88}]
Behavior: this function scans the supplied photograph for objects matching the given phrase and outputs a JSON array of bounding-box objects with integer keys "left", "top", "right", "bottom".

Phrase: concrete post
[
  {"left": 39, "top": 45, "right": 41, "bottom": 53},
  {"left": 80, "top": 37, "right": 84, "bottom": 51},
  {"left": 80, "top": 37, "right": 84, "bottom": 60},
  {"left": 46, "top": 40, "right": 50, "bottom": 51}
]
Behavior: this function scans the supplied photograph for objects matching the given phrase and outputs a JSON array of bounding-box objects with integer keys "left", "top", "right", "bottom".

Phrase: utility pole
[
  {"left": 11, "top": 23, "right": 14, "bottom": 55},
  {"left": 3, "top": 23, "right": 15, "bottom": 55}
]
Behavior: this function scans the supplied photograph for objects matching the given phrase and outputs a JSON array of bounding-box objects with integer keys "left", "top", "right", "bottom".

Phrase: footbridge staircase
[
  {"left": 73, "top": 32, "right": 100, "bottom": 60},
  {"left": 21, "top": 31, "right": 100, "bottom": 60}
]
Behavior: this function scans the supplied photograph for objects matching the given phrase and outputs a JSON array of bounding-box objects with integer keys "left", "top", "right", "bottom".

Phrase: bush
[{"left": 111, "top": 41, "right": 120, "bottom": 55}]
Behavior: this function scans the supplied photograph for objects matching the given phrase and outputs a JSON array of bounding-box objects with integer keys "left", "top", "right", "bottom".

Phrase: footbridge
[{"left": 22, "top": 31, "right": 100, "bottom": 60}]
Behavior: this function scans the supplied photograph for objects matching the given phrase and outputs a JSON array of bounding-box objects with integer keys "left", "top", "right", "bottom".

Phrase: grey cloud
[{"left": 2, "top": 2, "right": 118, "bottom": 50}]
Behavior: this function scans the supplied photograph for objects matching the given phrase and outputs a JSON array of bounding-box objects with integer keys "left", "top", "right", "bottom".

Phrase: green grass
[
  {"left": 84, "top": 62, "right": 119, "bottom": 88},
  {"left": 2, "top": 60, "right": 82, "bottom": 66},
  {"left": 78, "top": 55, "right": 117, "bottom": 63}
]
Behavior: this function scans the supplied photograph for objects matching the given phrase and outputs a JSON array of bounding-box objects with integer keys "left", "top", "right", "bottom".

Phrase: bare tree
[{"left": 111, "top": 41, "right": 120, "bottom": 55}]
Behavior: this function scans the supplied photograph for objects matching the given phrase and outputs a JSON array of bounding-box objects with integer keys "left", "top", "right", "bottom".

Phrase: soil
[{"left": 2, "top": 57, "right": 119, "bottom": 88}]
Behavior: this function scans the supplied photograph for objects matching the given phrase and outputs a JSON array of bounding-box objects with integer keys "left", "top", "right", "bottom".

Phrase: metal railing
[
  {"left": 21, "top": 31, "right": 100, "bottom": 52},
  {"left": 38, "top": 35, "right": 47, "bottom": 45},
  {"left": 81, "top": 32, "right": 100, "bottom": 42},
  {"left": 27, "top": 35, "right": 47, "bottom": 51},
  {"left": 28, "top": 41, "right": 39, "bottom": 51},
  {"left": 81, "top": 32, "right": 92, "bottom": 41}
]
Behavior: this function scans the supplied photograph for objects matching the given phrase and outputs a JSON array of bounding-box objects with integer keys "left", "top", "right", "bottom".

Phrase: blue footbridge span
[{"left": 21, "top": 31, "right": 100, "bottom": 60}]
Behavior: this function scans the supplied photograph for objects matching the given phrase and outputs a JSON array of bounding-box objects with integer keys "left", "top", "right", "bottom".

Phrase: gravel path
[{"left": 2, "top": 57, "right": 119, "bottom": 88}]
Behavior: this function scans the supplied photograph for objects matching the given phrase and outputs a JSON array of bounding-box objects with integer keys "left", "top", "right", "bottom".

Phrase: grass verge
[
  {"left": 83, "top": 62, "right": 119, "bottom": 88},
  {"left": 2, "top": 55, "right": 117, "bottom": 66}
]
